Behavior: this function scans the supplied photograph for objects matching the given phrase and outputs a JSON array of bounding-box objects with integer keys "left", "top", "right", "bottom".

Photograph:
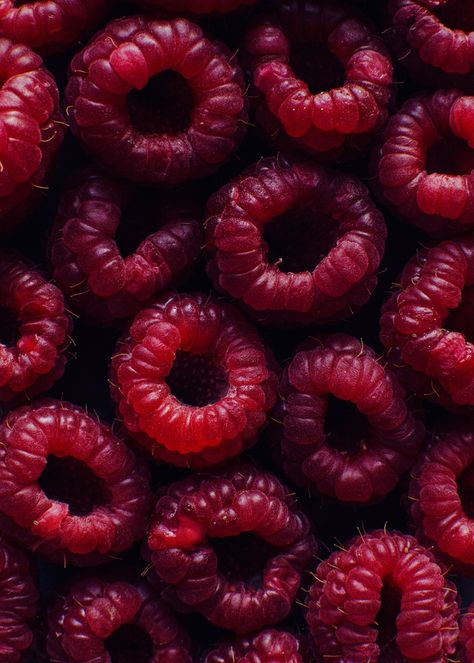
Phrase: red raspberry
[
  {"left": 206, "top": 156, "right": 386, "bottom": 327},
  {"left": 110, "top": 292, "right": 279, "bottom": 468},
  {"left": 45, "top": 576, "right": 192, "bottom": 663},
  {"left": 460, "top": 604, "right": 474, "bottom": 663},
  {"left": 139, "top": 0, "right": 256, "bottom": 13},
  {"left": 204, "top": 629, "right": 303, "bottom": 663},
  {"left": 0, "top": 251, "right": 71, "bottom": 403},
  {"left": 377, "top": 89, "right": 474, "bottom": 236},
  {"left": 244, "top": 0, "right": 393, "bottom": 155},
  {"left": 50, "top": 168, "right": 203, "bottom": 325},
  {"left": 0, "top": 538, "right": 37, "bottom": 662},
  {"left": 147, "top": 463, "right": 317, "bottom": 633},
  {"left": 0, "top": 1, "right": 108, "bottom": 54},
  {"left": 307, "top": 530, "right": 460, "bottom": 662},
  {"left": 380, "top": 235, "right": 474, "bottom": 408},
  {"left": 277, "top": 334, "right": 425, "bottom": 503},
  {"left": 65, "top": 16, "right": 248, "bottom": 186},
  {"left": 0, "top": 400, "right": 151, "bottom": 566}
]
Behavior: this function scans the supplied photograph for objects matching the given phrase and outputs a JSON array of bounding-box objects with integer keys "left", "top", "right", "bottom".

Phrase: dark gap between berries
[
  {"left": 212, "top": 532, "right": 277, "bottom": 588},
  {"left": 166, "top": 350, "right": 229, "bottom": 407},
  {"left": 426, "top": 135, "right": 474, "bottom": 176},
  {"left": 375, "top": 583, "right": 402, "bottom": 655},
  {"left": 433, "top": 0, "right": 474, "bottom": 32},
  {"left": 290, "top": 40, "right": 346, "bottom": 94},
  {"left": 457, "top": 464, "right": 474, "bottom": 519},
  {"left": 105, "top": 623, "right": 154, "bottom": 663},
  {"left": 0, "top": 307, "right": 20, "bottom": 346},
  {"left": 324, "top": 396, "right": 370, "bottom": 454},
  {"left": 444, "top": 285, "right": 474, "bottom": 344}
]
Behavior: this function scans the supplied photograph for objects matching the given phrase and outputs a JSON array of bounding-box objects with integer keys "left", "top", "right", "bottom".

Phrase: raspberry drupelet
[
  {"left": 206, "top": 156, "right": 387, "bottom": 327},
  {"left": 65, "top": 15, "right": 248, "bottom": 187},
  {"left": 50, "top": 168, "right": 203, "bottom": 325},
  {"left": 204, "top": 629, "right": 302, "bottom": 663},
  {"left": 307, "top": 530, "right": 460, "bottom": 662},
  {"left": 147, "top": 463, "right": 317, "bottom": 633},
  {"left": 460, "top": 603, "right": 474, "bottom": 662},
  {"left": 0, "top": 538, "right": 37, "bottom": 662},
  {"left": 45, "top": 576, "right": 192, "bottom": 663},
  {"left": 0, "top": 400, "right": 151, "bottom": 566},
  {"left": 139, "top": 0, "right": 256, "bottom": 13},
  {"left": 0, "top": 251, "right": 71, "bottom": 403},
  {"left": 377, "top": 89, "right": 474, "bottom": 236},
  {"left": 244, "top": 0, "right": 393, "bottom": 155},
  {"left": 110, "top": 292, "right": 279, "bottom": 468},
  {"left": 276, "top": 334, "right": 425, "bottom": 503}
]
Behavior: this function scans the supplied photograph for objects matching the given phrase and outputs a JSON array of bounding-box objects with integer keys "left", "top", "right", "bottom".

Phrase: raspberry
[
  {"left": 376, "top": 89, "right": 474, "bottom": 236},
  {"left": 110, "top": 292, "right": 279, "bottom": 468},
  {"left": 307, "top": 530, "right": 459, "bottom": 662},
  {"left": 0, "top": 1, "right": 108, "bottom": 54},
  {"left": 0, "top": 538, "right": 37, "bottom": 662},
  {"left": 277, "top": 334, "right": 425, "bottom": 503},
  {"left": 65, "top": 15, "right": 248, "bottom": 186},
  {"left": 139, "top": 0, "right": 256, "bottom": 13},
  {"left": 45, "top": 576, "right": 192, "bottom": 663},
  {"left": 206, "top": 156, "right": 386, "bottom": 327},
  {"left": 0, "top": 251, "right": 71, "bottom": 403},
  {"left": 460, "top": 604, "right": 474, "bottom": 663},
  {"left": 147, "top": 462, "right": 317, "bottom": 633},
  {"left": 380, "top": 235, "right": 474, "bottom": 407},
  {"left": 50, "top": 168, "right": 203, "bottom": 325},
  {"left": 0, "top": 38, "right": 65, "bottom": 233},
  {"left": 0, "top": 400, "right": 151, "bottom": 566},
  {"left": 244, "top": 0, "right": 393, "bottom": 155},
  {"left": 204, "top": 629, "right": 303, "bottom": 663}
]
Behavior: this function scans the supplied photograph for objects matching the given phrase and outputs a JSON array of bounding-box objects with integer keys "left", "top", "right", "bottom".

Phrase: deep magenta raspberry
[
  {"left": 204, "top": 629, "right": 303, "bottom": 663},
  {"left": 460, "top": 604, "right": 474, "bottom": 663}
]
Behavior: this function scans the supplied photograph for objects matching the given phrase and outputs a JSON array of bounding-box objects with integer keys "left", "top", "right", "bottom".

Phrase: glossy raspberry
[
  {"left": 204, "top": 629, "right": 302, "bottom": 663},
  {"left": 0, "top": 538, "right": 37, "bottom": 662},
  {"left": 110, "top": 292, "right": 279, "bottom": 468},
  {"left": 140, "top": 0, "right": 255, "bottom": 13},
  {"left": 50, "top": 168, "right": 203, "bottom": 325},
  {"left": 380, "top": 235, "right": 474, "bottom": 407},
  {"left": 206, "top": 156, "right": 386, "bottom": 326},
  {"left": 46, "top": 577, "right": 191, "bottom": 663},
  {"left": 0, "top": 251, "right": 71, "bottom": 403},
  {"left": 147, "top": 463, "right": 317, "bottom": 633},
  {"left": 0, "top": 1, "right": 108, "bottom": 54},
  {"left": 0, "top": 400, "right": 151, "bottom": 566},
  {"left": 277, "top": 334, "right": 425, "bottom": 503},
  {"left": 460, "top": 604, "right": 474, "bottom": 663},
  {"left": 66, "top": 15, "right": 248, "bottom": 186},
  {"left": 307, "top": 530, "right": 459, "bottom": 662},
  {"left": 377, "top": 89, "right": 474, "bottom": 236},
  {"left": 244, "top": 0, "right": 393, "bottom": 155}
]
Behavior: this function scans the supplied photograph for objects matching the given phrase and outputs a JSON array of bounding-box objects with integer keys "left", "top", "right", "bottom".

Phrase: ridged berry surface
[
  {"left": 204, "top": 629, "right": 302, "bottom": 663},
  {"left": 461, "top": 603, "right": 474, "bottom": 663}
]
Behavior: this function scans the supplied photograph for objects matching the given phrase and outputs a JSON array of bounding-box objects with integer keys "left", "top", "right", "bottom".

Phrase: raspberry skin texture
[
  {"left": 277, "top": 334, "right": 425, "bottom": 503},
  {"left": 376, "top": 89, "right": 474, "bottom": 235},
  {"left": 0, "top": 251, "right": 72, "bottom": 403},
  {"left": 45, "top": 577, "right": 192, "bottom": 663},
  {"left": 65, "top": 15, "right": 248, "bottom": 186},
  {"left": 307, "top": 530, "right": 460, "bottom": 662},
  {"left": 380, "top": 235, "right": 474, "bottom": 408},
  {"left": 206, "top": 156, "right": 387, "bottom": 327},
  {"left": 147, "top": 463, "right": 317, "bottom": 633},
  {"left": 110, "top": 292, "right": 279, "bottom": 468},
  {"left": 50, "top": 168, "right": 203, "bottom": 325},
  {"left": 0, "top": 400, "right": 151, "bottom": 566},
  {"left": 204, "top": 629, "right": 303, "bottom": 663},
  {"left": 244, "top": 0, "right": 393, "bottom": 155},
  {"left": 460, "top": 604, "right": 474, "bottom": 663},
  {"left": 139, "top": 0, "right": 256, "bottom": 13}
]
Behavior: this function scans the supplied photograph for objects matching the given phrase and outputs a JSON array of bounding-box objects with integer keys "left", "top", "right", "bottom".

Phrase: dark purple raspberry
[
  {"left": 244, "top": 0, "right": 393, "bottom": 155},
  {"left": 460, "top": 603, "right": 474, "bottom": 663},
  {"left": 110, "top": 292, "right": 279, "bottom": 468},
  {"left": 139, "top": 0, "right": 256, "bottom": 13},
  {"left": 206, "top": 156, "right": 386, "bottom": 327},
  {"left": 0, "top": 400, "right": 151, "bottom": 566},
  {"left": 0, "top": 250, "right": 71, "bottom": 403},
  {"left": 204, "top": 629, "right": 303, "bottom": 663},
  {"left": 277, "top": 334, "right": 425, "bottom": 503},
  {"left": 65, "top": 15, "right": 248, "bottom": 186},
  {"left": 147, "top": 462, "right": 317, "bottom": 633},
  {"left": 307, "top": 530, "right": 460, "bottom": 662},
  {"left": 50, "top": 168, "right": 202, "bottom": 325}
]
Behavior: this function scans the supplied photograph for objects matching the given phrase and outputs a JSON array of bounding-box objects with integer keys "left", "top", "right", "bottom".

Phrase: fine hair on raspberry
[{"left": 204, "top": 629, "right": 303, "bottom": 663}]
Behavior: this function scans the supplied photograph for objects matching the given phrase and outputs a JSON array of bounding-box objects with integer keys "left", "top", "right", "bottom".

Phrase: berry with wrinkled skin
[
  {"left": 460, "top": 603, "right": 474, "bottom": 663},
  {"left": 206, "top": 156, "right": 386, "bottom": 327},
  {"left": 277, "top": 334, "right": 425, "bottom": 503},
  {"left": 0, "top": 400, "right": 151, "bottom": 566},
  {"left": 110, "top": 292, "right": 279, "bottom": 468},
  {"left": 50, "top": 168, "right": 203, "bottom": 325},
  {"left": 307, "top": 530, "right": 459, "bottom": 662},
  {"left": 139, "top": 0, "right": 255, "bottom": 13},
  {"left": 204, "top": 629, "right": 302, "bottom": 663},
  {"left": 66, "top": 15, "right": 248, "bottom": 186},
  {"left": 147, "top": 463, "right": 317, "bottom": 633}
]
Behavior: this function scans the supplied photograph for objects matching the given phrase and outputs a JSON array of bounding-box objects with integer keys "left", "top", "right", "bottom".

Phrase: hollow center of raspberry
[
  {"left": 324, "top": 397, "right": 370, "bottom": 454},
  {"left": 375, "top": 583, "right": 402, "bottom": 654},
  {"left": 105, "top": 624, "right": 154, "bottom": 663},
  {"left": 445, "top": 285, "right": 474, "bottom": 344},
  {"left": 264, "top": 206, "right": 338, "bottom": 273},
  {"left": 115, "top": 195, "right": 158, "bottom": 258},
  {"left": 39, "top": 456, "right": 111, "bottom": 516},
  {"left": 432, "top": 0, "right": 474, "bottom": 32},
  {"left": 426, "top": 136, "right": 474, "bottom": 176},
  {"left": 457, "top": 464, "right": 474, "bottom": 518},
  {"left": 127, "top": 70, "right": 194, "bottom": 135},
  {"left": 213, "top": 532, "right": 277, "bottom": 587},
  {"left": 290, "top": 41, "right": 345, "bottom": 94},
  {"left": 0, "top": 307, "right": 20, "bottom": 347},
  {"left": 166, "top": 351, "right": 229, "bottom": 407}
]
